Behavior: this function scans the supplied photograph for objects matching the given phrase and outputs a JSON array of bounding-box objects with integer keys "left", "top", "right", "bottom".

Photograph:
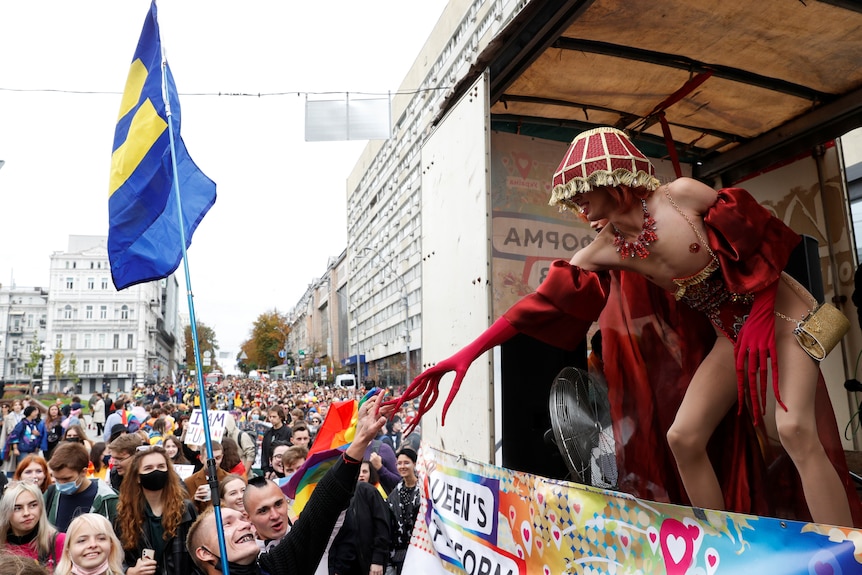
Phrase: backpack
[{"left": 238, "top": 429, "right": 258, "bottom": 462}]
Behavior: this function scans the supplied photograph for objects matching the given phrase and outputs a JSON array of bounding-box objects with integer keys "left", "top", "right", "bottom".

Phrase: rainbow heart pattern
[{"left": 407, "top": 446, "right": 862, "bottom": 575}]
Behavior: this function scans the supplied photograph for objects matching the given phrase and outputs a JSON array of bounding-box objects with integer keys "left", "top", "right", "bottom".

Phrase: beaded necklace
[{"left": 612, "top": 199, "right": 657, "bottom": 259}]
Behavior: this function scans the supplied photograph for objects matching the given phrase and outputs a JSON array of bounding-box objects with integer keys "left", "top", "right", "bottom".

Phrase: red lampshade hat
[{"left": 549, "top": 127, "right": 661, "bottom": 211}]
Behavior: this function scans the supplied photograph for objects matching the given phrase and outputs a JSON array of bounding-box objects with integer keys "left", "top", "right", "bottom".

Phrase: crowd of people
[{"left": 0, "top": 377, "right": 423, "bottom": 575}]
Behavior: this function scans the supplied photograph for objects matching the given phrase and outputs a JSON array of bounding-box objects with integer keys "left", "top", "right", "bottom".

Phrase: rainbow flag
[
  {"left": 284, "top": 389, "right": 380, "bottom": 514},
  {"left": 307, "top": 399, "right": 358, "bottom": 457}
]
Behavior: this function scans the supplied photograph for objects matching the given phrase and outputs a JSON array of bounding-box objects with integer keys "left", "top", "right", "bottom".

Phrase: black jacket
[
  {"left": 328, "top": 481, "right": 391, "bottom": 575},
  {"left": 260, "top": 424, "right": 293, "bottom": 474},
  {"left": 259, "top": 456, "right": 360, "bottom": 575},
  {"left": 119, "top": 499, "right": 197, "bottom": 575}
]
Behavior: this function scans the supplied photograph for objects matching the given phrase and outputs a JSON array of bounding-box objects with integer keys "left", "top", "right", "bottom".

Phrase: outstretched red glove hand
[
  {"left": 734, "top": 279, "right": 783, "bottom": 424},
  {"left": 392, "top": 317, "right": 517, "bottom": 432}
]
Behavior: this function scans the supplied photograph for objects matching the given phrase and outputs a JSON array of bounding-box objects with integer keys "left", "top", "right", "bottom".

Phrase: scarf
[
  {"left": 70, "top": 560, "right": 110, "bottom": 575},
  {"left": 6, "top": 527, "right": 37, "bottom": 546}
]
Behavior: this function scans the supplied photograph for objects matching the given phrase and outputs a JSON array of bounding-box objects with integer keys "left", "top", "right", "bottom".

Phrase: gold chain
[
  {"left": 662, "top": 185, "right": 718, "bottom": 261},
  {"left": 774, "top": 273, "right": 818, "bottom": 324},
  {"left": 663, "top": 184, "right": 816, "bottom": 324}
]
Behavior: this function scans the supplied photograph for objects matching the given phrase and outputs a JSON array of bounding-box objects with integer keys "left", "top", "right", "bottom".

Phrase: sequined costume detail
[{"left": 673, "top": 258, "right": 754, "bottom": 341}]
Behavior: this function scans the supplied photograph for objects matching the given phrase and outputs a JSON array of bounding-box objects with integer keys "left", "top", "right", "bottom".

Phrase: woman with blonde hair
[
  {"left": 54, "top": 513, "right": 124, "bottom": 575},
  {"left": 13, "top": 455, "right": 53, "bottom": 493},
  {"left": 115, "top": 445, "right": 197, "bottom": 575},
  {"left": 0, "top": 481, "right": 64, "bottom": 571},
  {"left": 217, "top": 474, "right": 247, "bottom": 513}
]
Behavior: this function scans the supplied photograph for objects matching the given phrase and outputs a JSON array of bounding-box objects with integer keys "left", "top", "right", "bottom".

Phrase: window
[
  {"left": 127, "top": 334, "right": 134, "bottom": 348},
  {"left": 99, "top": 306, "right": 107, "bottom": 319},
  {"left": 87, "top": 278, "right": 94, "bottom": 290},
  {"left": 101, "top": 278, "right": 108, "bottom": 289},
  {"left": 69, "top": 334, "right": 77, "bottom": 349},
  {"left": 113, "top": 334, "right": 120, "bottom": 349},
  {"left": 98, "top": 333, "right": 106, "bottom": 348},
  {"left": 63, "top": 305, "right": 72, "bottom": 320},
  {"left": 66, "top": 277, "right": 74, "bottom": 289},
  {"left": 121, "top": 305, "right": 129, "bottom": 320},
  {"left": 85, "top": 306, "right": 93, "bottom": 319},
  {"left": 97, "top": 359, "right": 104, "bottom": 372},
  {"left": 90, "top": 262, "right": 94, "bottom": 269},
  {"left": 26, "top": 314, "right": 33, "bottom": 328},
  {"left": 125, "top": 359, "right": 134, "bottom": 372},
  {"left": 84, "top": 334, "right": 91, "bottom": 349},
  {"left": 54, "top": 334, "right": 62, "bottom": 348},
  {"left": 111, "top": 359, "right": 119, "bottom": 372},
  {"left": 82, "top": 359, "right": 90, "bottom": 373}
]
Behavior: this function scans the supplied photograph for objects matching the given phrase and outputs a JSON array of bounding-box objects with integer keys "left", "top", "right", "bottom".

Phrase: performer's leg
[
  {"left": 774, "top": 325, "right": 853, "bottom": 526},
  {"left": 666, "top": 336, "right": 738, "bottom": 510}
]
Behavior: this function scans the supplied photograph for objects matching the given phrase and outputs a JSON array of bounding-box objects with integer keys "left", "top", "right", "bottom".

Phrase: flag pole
[{"left": 159, "top": 51, "right": 231, "bottom": 575}]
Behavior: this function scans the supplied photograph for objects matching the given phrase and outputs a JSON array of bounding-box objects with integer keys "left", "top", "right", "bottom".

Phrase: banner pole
[{"left": 159, "top": 51, "right": 231, "bottom": 575}]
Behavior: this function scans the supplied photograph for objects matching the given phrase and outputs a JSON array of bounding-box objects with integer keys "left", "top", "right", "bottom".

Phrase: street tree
[
  {"left": 240, "top": 310, "right": 289, "bottom": 370},
  {"left": 184, "top": 322, "right": 220, "bottom": 374},
  {"left": 53, "top": 343, "right": 65, "bottom": 383},
  {"left": 25, "top": 333, "right": 40, "bottom": 376}
]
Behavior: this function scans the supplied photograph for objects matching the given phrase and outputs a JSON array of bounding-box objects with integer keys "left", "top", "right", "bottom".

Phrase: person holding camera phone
[{"left": 115, "top": 445, "right": 196, "bottom": 575}]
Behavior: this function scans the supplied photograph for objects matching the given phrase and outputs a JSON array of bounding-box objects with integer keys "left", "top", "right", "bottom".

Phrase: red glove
[
  {"left": 734, "top": 279, "right": 784, "bottom": 424},
  {"left": 392, "top": 317, "right": 517, "bottom": 431}
]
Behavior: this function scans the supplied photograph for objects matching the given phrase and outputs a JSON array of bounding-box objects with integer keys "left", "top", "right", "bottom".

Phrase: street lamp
[{"left": 358, "top": 246, "right": 410, "bottom": 387}]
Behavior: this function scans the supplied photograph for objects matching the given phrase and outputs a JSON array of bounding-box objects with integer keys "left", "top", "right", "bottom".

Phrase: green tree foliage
[
  {"left": 53, "top": 343, "right": 65, "bottom": 379},
  {"left": 25, "top": 333, "right": 40, "bottom": 375},
  {"left": 184, "top": 322, "right": 220, "bottom": 374},
  {"left": 240, "top": 310, "right": 289, "bottom": 370},
  {"left": 68, "top": 354, "right": 80, "bottom": 384}
]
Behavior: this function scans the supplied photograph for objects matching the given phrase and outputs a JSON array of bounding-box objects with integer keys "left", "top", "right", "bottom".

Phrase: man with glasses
[
  {"left": 106, "top": 433, "right": 143, "bottom": 490},
  {"left": 45, "top": 442, "right": 118, "bottom": 531}
]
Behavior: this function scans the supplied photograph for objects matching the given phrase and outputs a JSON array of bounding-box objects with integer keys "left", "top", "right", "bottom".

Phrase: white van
[{"left": 335, "top": 374, "right": 357, "bottom": 389}]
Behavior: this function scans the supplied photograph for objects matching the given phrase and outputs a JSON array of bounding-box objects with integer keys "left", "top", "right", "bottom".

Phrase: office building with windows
[{"left": 43, "top": 235, "right": 183, "bottom": 394}]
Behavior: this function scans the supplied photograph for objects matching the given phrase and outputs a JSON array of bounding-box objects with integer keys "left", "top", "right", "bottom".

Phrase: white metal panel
[{"left": 419, "top": 73, "right": 492, "bottom": 461}]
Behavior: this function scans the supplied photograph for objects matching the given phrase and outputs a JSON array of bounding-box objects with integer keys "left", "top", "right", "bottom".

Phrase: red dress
[{"left": 504, "top": 188, "right": 862, "bottom": 525}]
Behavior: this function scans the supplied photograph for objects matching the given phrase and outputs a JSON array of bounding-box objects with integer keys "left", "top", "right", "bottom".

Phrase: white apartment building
[
  {"left": 44, "top": 235, "right": 183, "bottom": 395},
  {"left": 0, "top": 285, "right": 48, "bottom": 388}
]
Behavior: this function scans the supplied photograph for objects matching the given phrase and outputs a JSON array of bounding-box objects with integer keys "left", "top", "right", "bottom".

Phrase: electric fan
[{"left": 548, "top": 366, "right": 617, "bottom": 489}]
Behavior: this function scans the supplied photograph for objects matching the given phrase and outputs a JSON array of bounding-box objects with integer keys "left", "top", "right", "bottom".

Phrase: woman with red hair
[{"left": 13, "top": 455, "right": 53, "bottom": 493}]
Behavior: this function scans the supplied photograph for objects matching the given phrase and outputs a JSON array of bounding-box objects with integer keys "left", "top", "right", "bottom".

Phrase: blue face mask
[{"left": 55, "top": 477, "right": 81, "bottom": 495}]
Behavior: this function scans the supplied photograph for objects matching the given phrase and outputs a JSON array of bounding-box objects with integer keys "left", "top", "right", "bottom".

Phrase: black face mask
[
  {"left": 66, "top": 437, "right": 81, "bottom": 443},
  {"left": 139, "top": 469, "right": 169, "bottom": 491}
]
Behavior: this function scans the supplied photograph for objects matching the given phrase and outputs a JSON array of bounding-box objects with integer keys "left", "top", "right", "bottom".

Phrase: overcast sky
[{"left": 0, "top": 0, "right": 449, "bottom": 356}]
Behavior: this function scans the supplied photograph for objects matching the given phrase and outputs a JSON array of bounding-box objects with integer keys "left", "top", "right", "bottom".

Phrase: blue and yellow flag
[{"left": 108, "top": 1, "right": 216, "bottom": 290}]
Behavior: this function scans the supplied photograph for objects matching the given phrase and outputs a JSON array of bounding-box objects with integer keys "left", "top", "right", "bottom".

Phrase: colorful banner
[{"left": 405, "top": 445, "right": 862, "bottom": 574}]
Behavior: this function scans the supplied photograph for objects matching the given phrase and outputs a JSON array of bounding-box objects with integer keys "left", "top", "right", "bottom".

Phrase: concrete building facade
[
  {"left": 0, "top": 285, "right": 49, "bottom": 390},
  {"left": 43, "top": 235, "right": 183, "bottom": 394}
]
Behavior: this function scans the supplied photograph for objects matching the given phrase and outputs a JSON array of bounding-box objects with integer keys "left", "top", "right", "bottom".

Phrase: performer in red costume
[{"left": 396, "top": 127, "right": 861, "bottom": 527}]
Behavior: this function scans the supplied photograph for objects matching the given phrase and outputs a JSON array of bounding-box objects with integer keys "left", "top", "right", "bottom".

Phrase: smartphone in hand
[{"left": 142, "top": 549, "right": 155, "bottom": 561}]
